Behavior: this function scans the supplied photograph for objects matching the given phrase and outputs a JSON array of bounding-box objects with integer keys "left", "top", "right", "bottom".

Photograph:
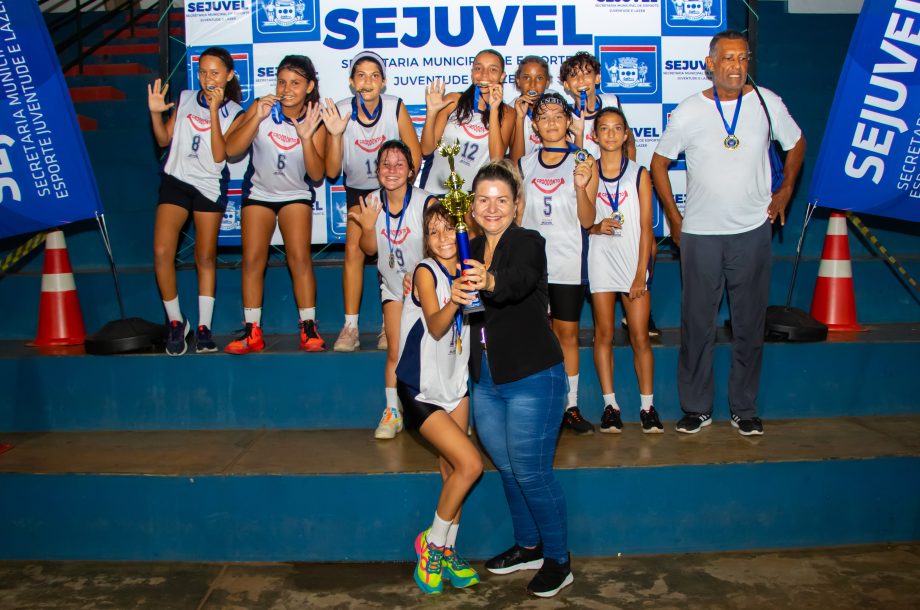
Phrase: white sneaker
[
  {"left": 376, "top": 327, "right": 388, "bottom": 351},
  {"left": 374, "top": 407, "right": 403, "bottom": 439},
  {"left": 333, "top": 325, "right": 360, "bottom": 352}
]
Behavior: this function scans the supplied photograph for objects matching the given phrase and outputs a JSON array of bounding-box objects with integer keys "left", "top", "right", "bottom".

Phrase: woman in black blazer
[{"left": 453, "top": 160, "right": 572, "bottom": 598}]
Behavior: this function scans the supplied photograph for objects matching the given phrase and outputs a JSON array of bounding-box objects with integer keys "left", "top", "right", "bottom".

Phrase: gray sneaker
[{"left": 333, "top": 325, "right": 360, "bottom": 352}]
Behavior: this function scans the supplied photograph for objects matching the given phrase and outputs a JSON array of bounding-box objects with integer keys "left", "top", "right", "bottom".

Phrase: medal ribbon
[
  {"left": 601, "top": 157, "right": 628, "bottom": 216},
  {"left": 435, "top": 259, "right": 464, "bottom": 349},
  {"left": 473, "top": 86, "right": 491, "bottom": 114},
  {"left": 713, "top": 88, "right": 743, "bottom": 144},
  {"left": 382, "top": 187, "right": 411, "bottom": 266},
  {"left": 543, "top": 142, "right": 578, "bottom": 154},
  {"left": 351, "top": 93, "right": 382, "bottom": 122},
  {"left": 572, "top": 91, "right": 601, "bottom": 118}
]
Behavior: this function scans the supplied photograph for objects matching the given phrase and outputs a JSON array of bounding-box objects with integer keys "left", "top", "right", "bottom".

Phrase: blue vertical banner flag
[
  {"left": 809, "top": 0, "right": 920, "bottom": 223},
  {"left": 0, "top": 1, "right": 103, "bottom": 239}
]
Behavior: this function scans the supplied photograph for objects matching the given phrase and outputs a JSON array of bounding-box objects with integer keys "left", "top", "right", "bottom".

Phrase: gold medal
[
  {"left": 724, "top": 134, "right": 740, "bottom": 150},
  {"left": 456, "top": 335, "right": 462, "bottom": 355},
  {"left": 388, "top": 252, "right": 395, "bottom": 269},
  {"left": 611, "top": 210, "right": 625, "bottom": 225}
]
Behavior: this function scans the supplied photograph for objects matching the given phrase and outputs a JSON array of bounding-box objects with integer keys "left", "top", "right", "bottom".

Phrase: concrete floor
[{"left": 1, "top": 544, "right": 918, "bottom": 609}]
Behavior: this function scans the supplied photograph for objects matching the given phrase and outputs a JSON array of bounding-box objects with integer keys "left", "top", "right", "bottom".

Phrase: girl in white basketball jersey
[
  {"left": 395, "top": 204, "right": 481, "bottom": 595},
  {"left": 348, "top": 141, "right": 437, "bottom": 440},
  {"left": 222, "top": 55, "right": 327, "bottom": 355},
  {"left": 321, "top": 51, "right": 422, "bottom": 354},
  {"left": 510, "top": 55, "right": 551, "bottom": 163},
  {"left": 419, "top": 49, "right": 515, "bottom": 197},
  {"left": 519, "top": 92, "right": 598, "bottom": 435},
  {"left": 588, "top": 107, "right": 662, "bottom": 434},
  {"left": 148, "top": 46, "right": 245, "bottom": 356}
]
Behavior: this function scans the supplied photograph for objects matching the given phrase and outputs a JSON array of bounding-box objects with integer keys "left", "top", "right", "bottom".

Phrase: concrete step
[
  {"left": 69, "top": 86, "right": 126, "bottom": 103},
  {"left": 0, "top": 416, "right": 916, "bottom": 560}
]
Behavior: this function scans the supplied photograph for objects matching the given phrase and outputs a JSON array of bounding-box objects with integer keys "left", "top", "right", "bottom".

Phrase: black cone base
[
  {"left": 84, "top": 318, "right": 166, "bottom": 355},
  {"left": 765, "top": 306, "right": 828, "bottom": 342}
]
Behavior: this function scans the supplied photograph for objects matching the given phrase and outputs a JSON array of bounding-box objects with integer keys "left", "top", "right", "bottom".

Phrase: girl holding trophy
[
  {"left": 398, "top": 204, "right": 482, "bottom": 595},
  {"left": 587, "top": 107, "right": 661, "bottom": 433},
  {"left": 348, "top": 141, "right": 437, "bottom": 440}
]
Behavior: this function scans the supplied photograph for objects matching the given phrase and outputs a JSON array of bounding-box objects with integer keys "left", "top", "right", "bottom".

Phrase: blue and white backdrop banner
[
  {"left": 810, "top": 0, "right": 920, "bottom": 223},
  {"left": 0, "top": 1, "right": 103, "bottom": 240},
  {"left": 185, "top": 0, "right": 726, "bottom": 243}
]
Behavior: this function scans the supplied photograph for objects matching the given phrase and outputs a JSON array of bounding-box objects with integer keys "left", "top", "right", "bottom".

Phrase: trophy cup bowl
[{"left": 437, "top": 138, "right": 484, "bottom": 313}]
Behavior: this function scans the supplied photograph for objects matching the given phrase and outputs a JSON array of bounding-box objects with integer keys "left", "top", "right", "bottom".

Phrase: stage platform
[{"left": 0, "top": 416, "right": 917, "bottom": 561}]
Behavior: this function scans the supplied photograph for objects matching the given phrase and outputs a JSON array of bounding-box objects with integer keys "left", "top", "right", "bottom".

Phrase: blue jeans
[{"left": 473, "top": 357, "right": 569, "bottom": 562}]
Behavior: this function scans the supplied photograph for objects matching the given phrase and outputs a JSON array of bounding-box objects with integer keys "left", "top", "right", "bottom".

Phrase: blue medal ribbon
[
  {"left": 351, "top": 93, "right": 382, "bottom": 122},
  {"left": 543, "top": 142, "right": 578, "bottom": 154},
  {"left": 572, "top": 90, "right": 601, "bottom": 118},
  {"left": 713, "top": 88, "right": 743, "bottom": 149},
  {"left": 434, "top": 259, "right": 464, "bottom": 350},
  {"left": 601, "top": 157, "right": 627, "bottom": 222},
  {"left": 382, "top": 187, "right": 411, "bottom": 269},
  {"left": 473, "top": 85, "right": 491, "bottom": 114}
]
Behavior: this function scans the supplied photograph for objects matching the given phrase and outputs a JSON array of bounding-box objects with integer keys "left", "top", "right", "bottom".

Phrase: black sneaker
[
  {"left": 640, "top": 406, "right": 664, "bottom": 433},
  {"left": 621, "top": 316, "right": 661, "bottom": 337},
  {"left": 731, "top": 413, "right": 764, "bottom": 436},
  {"left": 195, "top": 325, "right": 218, "bottom": 353},
  {"left": 599, "top": 405, "right": 623, "bottom": 434},
  {"left": 527, "top": 553, "right": 574, "bottom": 598},
  {"left": 675, "top": 412, "right": 712, "bottom": 434},
  {"left": 485, "top": 544, "right": 544, "bottom": 575},
  {"left": 165, "top": 318, "right": 190, "bottom": 356},
  {"left": 562, "top": 407, "right": 595, "bottom": 435}
]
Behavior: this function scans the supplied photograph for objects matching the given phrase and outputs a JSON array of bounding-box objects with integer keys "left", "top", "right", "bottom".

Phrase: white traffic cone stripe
[
  {"left": 41, "top": 272, "right": 77, "bottom": 292},
  {"left": 826, "top": 215, "right": 848, "bottom": 236},
  {"left": 45, "top": 230, "right": 67, "bottom": 250},
  {"left": 817, "top": 258, "right": 853, "bottom": 278}
]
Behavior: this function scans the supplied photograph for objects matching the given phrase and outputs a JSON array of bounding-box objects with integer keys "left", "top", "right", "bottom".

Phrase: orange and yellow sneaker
[
  {"left": 224, "top": 322, "right": 265, "bottom": 355},
  {"left": 299, "top": 320, "right": 325, "bottom": 352},
  {"left": 442, "top": 547, "right": 480, "bottom": 588},
  {"left": 413, "top": 529, "right": 444, "bottom": 595}
]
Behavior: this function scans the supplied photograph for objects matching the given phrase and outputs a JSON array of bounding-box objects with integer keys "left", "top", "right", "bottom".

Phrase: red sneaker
[
  {"left": 299, "top": 319, "right": 326, "bottom": 352},
  {"left": 224, "top": 322, "right": 265, "bottom": 354}
]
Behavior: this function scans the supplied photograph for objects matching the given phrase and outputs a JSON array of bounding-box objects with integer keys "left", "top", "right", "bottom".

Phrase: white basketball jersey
[
  {"left": 375, "top": 186, "right": 431, "bottom": 302},
  {"left": 522, "top": 113, "right": 542, "bottom": 157},
  {"left": 395, "top": 258, "right": 470, "bottom": 410},
  {"left": 242, "top": 109, "right": 315, "bottom": 203},
  {"left": 337, "top": 94, "right": 403, "bottom": 190},
  {"left": 420, "top": 109, "right": 492, "bottom": 195},
  {"left": 163, "top": 90, "right": 243, "bottom": 202},
  {"left": 579, "top": 92, "right": 620, "bottom": 160},
  {"left": 520, "top": 149, "right": 585, "bottom": 285},
  {"left": 588, "top": 159, "right": 646, "bottom": 294}
]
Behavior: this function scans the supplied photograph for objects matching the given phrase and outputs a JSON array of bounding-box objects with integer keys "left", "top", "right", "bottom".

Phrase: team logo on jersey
[
  {"left": 462, "top": 122, "right": 489, "bottom": 140},
  {"left": 586, "top": 132, "right": 599, "bottom": 145},
  {"left": 599, "top": 189, "right": 628, "bottom": 209},
  {"left": 381, "top": 227, "right": 412, "bottom": 245},
  {"left": 531, "top": 177, "right": 565, "bottom": 194},
  {"left": 355, "top": 135, "right": 386, "bottom": 153},
  {"left": 597, "top": 37, "right": 661, "bottom": 103},
  {"left": 269, "top": 130, "right": 300, "bottom": 151},
  {"left": 187, "top": 113, "right": 212, "bottom": 132},
  {"left": 529, "top": 132, "right": 541, "bottom": 145}
]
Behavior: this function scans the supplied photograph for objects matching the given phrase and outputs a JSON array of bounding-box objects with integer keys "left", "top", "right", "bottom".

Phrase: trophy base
[{"left": 463, "top": 302, "right": 485, "bottom": 314}]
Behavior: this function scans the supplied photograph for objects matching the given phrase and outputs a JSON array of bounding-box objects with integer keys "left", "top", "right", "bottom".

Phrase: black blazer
[{"left": 469, "top": 224, "right": 564, "bottom": 384}]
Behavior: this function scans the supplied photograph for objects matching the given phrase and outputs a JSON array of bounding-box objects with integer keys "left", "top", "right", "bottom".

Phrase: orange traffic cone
[
  {"left": 810, "top": 212, "right": 863, "bottom": 331},
  {"left": 31, "top": 230, "right": 86, "bottom": 346}
]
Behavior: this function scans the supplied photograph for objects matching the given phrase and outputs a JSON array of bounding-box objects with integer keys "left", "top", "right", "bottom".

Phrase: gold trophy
[{"left": 437, "top": 138, "right": 484, "bottom": 317}]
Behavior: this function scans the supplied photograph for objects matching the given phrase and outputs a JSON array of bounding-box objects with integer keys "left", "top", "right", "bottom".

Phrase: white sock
[
  {"left": 163, "top": 297, "right": 182, "bottom": 323},
  {"left": 428, "top": 512, "right": 452, "bottom": 548},
  {"left": 640, "top": 394, "right": 654, "bottom": 412},
  {"left": 299, "top": 307, "right": 316, "bottom": 322},
  {"left": 244, "top": 307, "right": 262, "bottom": 325},
  {"left": 603, "top": 393, "right": 619, "bottom": 410},
  {"left": 385, "top": 387, "right": 398, "bottom": 411},
  {"left": 198, "top": 296, "right": 215, "bottom": 329},
  {"left": 446, "top": 522, "right": 460, "bottom": 549},
  {"left": 344, "top": 314, "right": 359, "bottom": 328},
  {"left": 566, "top": 374, "right": 579, "bottom": 409}
]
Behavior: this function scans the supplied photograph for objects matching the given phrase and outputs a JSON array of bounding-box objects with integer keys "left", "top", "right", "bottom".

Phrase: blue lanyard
[
  {"left": 713, "top": 88, "right": 743, "bottom": 148},
  {"left": 434, "top": 259, "right": 463, "bottom": 347},
  {"left": 351, "top": 93, "right": 382, "bottom": 122},
  {"left": 383, "top": 187, "right": 411, "bottom": 265},
  {"left": 573, "top": 90, "right": 601, "bottom": 118},
  {"left": 473, "top": 86, "right": 491, "bottom": 114},
  {"left": 543, "top": 142, "right": 577, "bottom": 154},
  {"left": 271, "top": 100, "right": 283, "bottom": 124},
  {"left": 601, "top": 157, "right": 627, "bottom": 214}
]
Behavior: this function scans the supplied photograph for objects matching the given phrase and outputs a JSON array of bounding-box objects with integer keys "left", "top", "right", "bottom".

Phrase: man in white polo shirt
[{"left": 650, "top": 30, "right": 806, "bottom": 436}]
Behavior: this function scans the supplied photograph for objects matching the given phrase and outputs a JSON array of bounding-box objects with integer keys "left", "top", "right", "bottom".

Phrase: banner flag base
[{"left": 85, "top": 318, "right": 166, "bottom": 355}]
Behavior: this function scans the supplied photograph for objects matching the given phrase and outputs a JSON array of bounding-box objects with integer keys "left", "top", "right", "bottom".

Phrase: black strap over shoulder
[{"left": 749, "top": 80, "right": 775, "bottom": 142}]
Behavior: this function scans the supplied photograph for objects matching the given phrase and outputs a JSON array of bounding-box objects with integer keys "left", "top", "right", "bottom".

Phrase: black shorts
[
  {"left": 242, "top": 197, "right": 313, "bottom": 213},
  {"left": 396, "top": 380, "right": 468, "bottom": 431},
  {"left": 548, "top": 283, "right": 586, "bottom": 322},
  {"left": 157, "top": 174, "right": 226, "bottom": 213},
  {"left": 345, "top": 186, "right": 377, "bottom": 208}
]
